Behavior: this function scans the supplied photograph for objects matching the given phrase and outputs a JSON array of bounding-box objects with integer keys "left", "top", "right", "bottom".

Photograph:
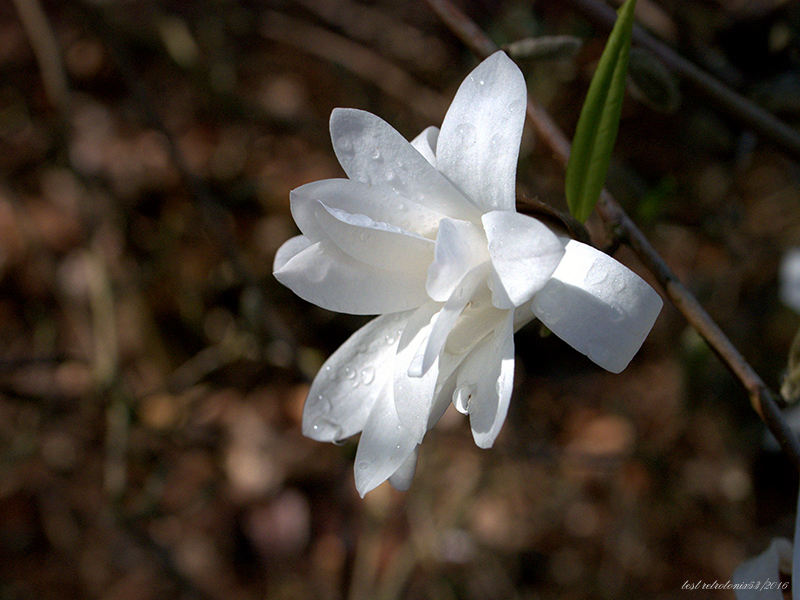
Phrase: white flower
[{"left": 274, "top": 51, "right": 663, "bottom": 496}]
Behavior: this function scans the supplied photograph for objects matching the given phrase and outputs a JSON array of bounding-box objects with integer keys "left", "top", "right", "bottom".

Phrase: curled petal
[
  {"left": 454, "top": 311, "right": 515, "bottom": 449},
  {"left": 394, "top": 302, "right": 442, "bottom": 440},
  {"left": 291, "top": 179, "right": 443, "bottom": 240},
  {"left": 303, "top": 312, "right": 408, "bottom": 442},
  {"left": 354, "top": 388, "right": 420, "bottom": 497},
  {"left": 410, "top": 126, "right": 439, "bottom": 167},
  {"left": 426, "top": 218, "right": 490, "bottom": 302},
  {"left": 273, "top": 235, "right": 312, "bottom": 273},
  {"left": 531, "top": 240, "right": 663, "bottom": 373},
  {"left": 436, "top": 52, "right": 527, "bottom": 212},
  {"left": 482, "top": 211, "right": 566, "bottom": 308},
  {"left": 422, "top": 264, "right": 488, "bottom": 375},
  {"left": 330, "top": 108, "right": 480, "bottom": 222},
  {"left": 314, "top": 200, "right": 435, "bottom": 275},
  {"left": 274, "top": 239, "right": 429, "bottom": 315}
]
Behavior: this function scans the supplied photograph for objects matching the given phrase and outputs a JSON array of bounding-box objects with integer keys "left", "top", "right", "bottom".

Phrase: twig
[
  {"left": 423, "top": 0, "right": 800, "bottom": 471},
  {"left": 12, "top": 0, "right": 70, "bottom": 114},
  {"left": 261, "top": 11, "right": 449, "bottom": 123},
  {"left": 564, "top": 0, "right": 800, "bottom": 159}
]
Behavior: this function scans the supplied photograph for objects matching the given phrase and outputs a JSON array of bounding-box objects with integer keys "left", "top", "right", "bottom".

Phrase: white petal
[
  {"left": 410, "top": 126, "right": 439, "bottom": 167},
  {"left": 291, "top": 178, "right": 443, "bottom": 239},
  {"left": 313, "top": 200, "right": 435, "bottom": 274},
  {"left": 274, "top": 239, "right": 429, "bottom": 315},
  {"left": 455, "top": 311, "right": 515, "bottom": 448},
  {"left": 302, "top": 312, "right": 408, "bottom": 442},
  {"left": 445, "top": 287, "right": 507, "bottom": 356},
  {"left": 732, "top": 538, "right": 792, "bottom": 600},
  {"left": 426, "top": 218, "right": 490, "bottom": 302},
  {"left": 387, "top": 445, "right": 419, "bottom": 491},
  {"left": 330, "top": 108, "right": 480, "bottom": 222},
  {"left": 394, "top": 302, "right": 442, "bottom": 440},
  {"left": 436, "top": 52, "right": 527, "bottom": 212},
  {"left": 273, "top": 235, "right": 312, "bottom": 272},
  {"left": 531, "top": 240, "right": 663, "bottom": 373},
  {"left": 354, "top": 388, "right": 420, "bottom": 497},
  {"left": 482, "top": 211, "right": 566, "bottom": 308},
  {"left": 421, "top": 264, "right": 488, "bottom": 375}
]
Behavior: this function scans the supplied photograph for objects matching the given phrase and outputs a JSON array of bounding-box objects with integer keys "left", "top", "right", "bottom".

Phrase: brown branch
[{"left": 423, "top": 0, "right": 800, "bottom": 470}]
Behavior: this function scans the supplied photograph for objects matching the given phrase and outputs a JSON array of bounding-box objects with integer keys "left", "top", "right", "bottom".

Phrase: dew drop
[
  {"left": 361, "top": 366, "right": 375, "bottom": 385},
  {"left": 453, "top": 384, "right": 475, "bottom": 414},
  {"left": 479, "top": 79, "right": 485, "bottom": 85},
  {"left": 611, "top": 277, "right": 627, "bottom": 293},
  {"left": 357, "top": 461, "right": 369, "bottom": 471},
  {"left": 337, "top": 137, "right": 353, "bottom": 152},
  {"left": 371, "top": 148, "right": 382, "bottom": 160},
  {"left": 455, "top": 123, "right": 476, "bottom": 148},
  {"left": 609, "top": 303, "right": 626, "bottom": 323},
  {"left": 532, "top": 281, "right": 566, "bottom": 322},
  {"left": 385, "top": 334, "right": 396, "bottom": 345},
  {"left": 343, "top": 367, "right": 357, "bottom": 380},
  {"left": 359, "top": 231, "right": 370, "bottom": 242},
  {"left": 584, "top": 267, "right": 608, "bottom": 288}
]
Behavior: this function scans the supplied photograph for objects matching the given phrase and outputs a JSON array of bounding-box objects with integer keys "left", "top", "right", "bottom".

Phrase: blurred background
[{"left": 1, "top": 0, "right": 800, "bottom": 598}]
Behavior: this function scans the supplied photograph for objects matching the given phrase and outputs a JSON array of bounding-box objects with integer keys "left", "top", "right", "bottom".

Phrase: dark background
[{"left": 1, "top": 0, "right": 800, "bottom": 598}]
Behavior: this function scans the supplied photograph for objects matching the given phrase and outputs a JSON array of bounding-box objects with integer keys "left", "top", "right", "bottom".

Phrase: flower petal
[
  {"left": 530, "top": 240, "right": 663, "bottom": 373},
  {"left": 273, "top": 235, "right": 312, "bottom": 272},
  {"left": 313, "top": 200, "right": 435, "bottom": 274},
  {"left": 421, "top": 263, "right": 488, "bottom": 375},
  {"left": 454, "top": 310, "right": 515, "bottom": 449},
  {"left": 393, "top": 301, "right": 442, "bottom": 440},
  {"left": 291, "top": 178, "right": 443, "bottom": 239},
  {"left": 302, "top": 311, "right": 408, "bottom": 442},
  {"left": 330, "top": 108, "right": 480, "bottom": 222},
  {"left": 482, "top": 211, "right": 566, "bottom": 308},
  {"left": 426, "top": 218, "right": 489, "bottom": 302},
  {"left": 436, "top": 52, "right": 527, "bottom": 213},
  {"left": 274, "top": 239, "right": 429, "bottom": 314},
  {"left": 410, "top": 126, "right": 439, "bottom": 167},
  {"left": 387, "top": 445, "right": 419, "bottom": 491},
  {"left": 354, "top": 388, "right": 420, "bottom": 497},
  {"left": 732, "top": 538, "right": 791, "bottom": 600}
]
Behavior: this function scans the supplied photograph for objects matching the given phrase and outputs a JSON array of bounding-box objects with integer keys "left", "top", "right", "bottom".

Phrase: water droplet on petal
[
  {"left": 361, "top": 366, "right": 375, "bottom": 385},
  {"left": 357, "top": 461, "right": 369, "bottom": 471},
  {"left": 337, "top": 137, "right": 353, "bottom": 153},
  {"left": 371, "top": 148, "right": 382, "bottom": 160},
  {"left": 455, "top": 123, "right": 476, "bottom": 148},
  {"left": 611, "top": 277, "right": 627, "bottom": 293},
  {"left": 453, "top": 384, "right": 475, "bottom": 414},
  {"left": 359, "top": 231, "right": 370, "bottom": 242},
  {"left": 609, "top": 303, "right": 626, "bottom": 323},
  {"left": 532, "top": 281, "right": 566, "bottom": 323},
  {"left": 584, "top": 266, "right": 608, "bottom": 287}
]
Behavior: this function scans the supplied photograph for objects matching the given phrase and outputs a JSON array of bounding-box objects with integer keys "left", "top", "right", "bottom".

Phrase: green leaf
[{"left": 565, "top": 0, "right": 638, "bottom": 223}]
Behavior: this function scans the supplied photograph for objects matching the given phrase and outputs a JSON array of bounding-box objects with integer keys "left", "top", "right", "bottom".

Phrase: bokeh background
[{"left": 1, "top": 0, "right": 800, "bottom": 598}]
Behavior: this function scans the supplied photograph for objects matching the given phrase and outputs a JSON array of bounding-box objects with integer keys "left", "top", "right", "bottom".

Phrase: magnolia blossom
[{"left": 274, "top": 51, "right": 662, "bottom": 496}]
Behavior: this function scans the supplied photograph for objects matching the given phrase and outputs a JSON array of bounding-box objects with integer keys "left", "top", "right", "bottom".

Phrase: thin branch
[
  {"left": 12, "top": 0, "right": 70, "bottom": 114},
  {"left": 564, "top": 0, "right": 800, "bottom": 159},
  {"left": 423, "top": 0, "right": 800, "bottom": 471},
  {"left": 261, "top": 10, "right": 449, "bottom": 122}
]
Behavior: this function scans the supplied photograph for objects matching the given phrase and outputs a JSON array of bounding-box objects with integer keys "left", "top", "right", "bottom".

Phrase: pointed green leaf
[{"left": 566, "top": 0, "right": 638, "bottom": 223}]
